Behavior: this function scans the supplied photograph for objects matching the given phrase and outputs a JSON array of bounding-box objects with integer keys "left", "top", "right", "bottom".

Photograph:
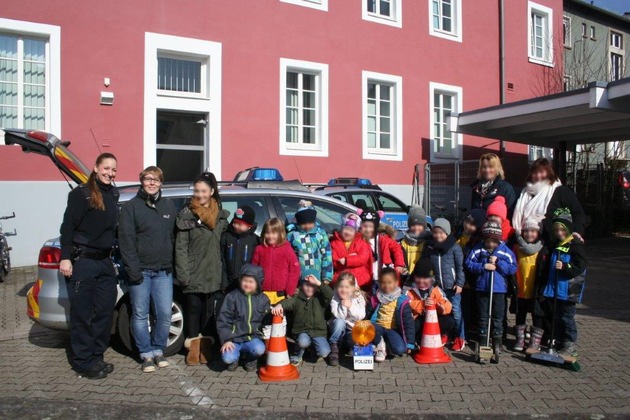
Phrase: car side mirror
[{"left": 406, "top": 205, "right": 411, "bottom": 213}]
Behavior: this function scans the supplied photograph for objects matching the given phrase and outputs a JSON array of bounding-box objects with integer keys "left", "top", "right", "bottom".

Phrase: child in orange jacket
[
  {"left": 331, "top": 213, "right": 373, "bottom": 291},
  {"left": 406, "top": 258, "right": 454, "bottom": 345}
]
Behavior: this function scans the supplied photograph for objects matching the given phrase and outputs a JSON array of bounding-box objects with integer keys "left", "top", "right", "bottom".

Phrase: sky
[{"left": 588, "top": 0, "right": 630, "bottom": 15}]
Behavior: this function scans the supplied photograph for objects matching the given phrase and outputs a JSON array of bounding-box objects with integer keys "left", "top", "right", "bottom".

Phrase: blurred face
[
  {"left": 413, "top": 276, "right": 432, "bottom": 290},
  {"left": 336, "top": 279, "right": 354, "bottom": 300},
  {"left": 341, "top": 227, "right": 356, "bottom": 242},
  {"left": 232, "top": 220, "right": 250, "bottom": 234},
  {"left": 193, "top": 182, "right": 214, "bottom": 206},
  {"left": 522, "top": 228, "right": 539, "bottom": 243},
  {"left": 94, "top": 158, "right": 117, "bottom": 185},
  {"left": 488, "top": 215, "right": 503, "bottom": 224},
  {"left": 530, "top": 168, "right": 549, "bottom": 183},
  {"left": 408, "top": 224, "right": 425, "bottom": 236},
  {"left": 360, "top": 222, "right": 376, "bottom": 239},
  {"left": 141, "top": 172, "right": 161, "bottom": 195},
  {"left": 433, "top": 228, "right": 447, "bottom": 243},
  {"left": 553, "top": 224, "right": 569, "bottom": 241},
  {"left": 299, "top": 222, "right": 316, "bottom": 232},
  {"left": 240, "top": 276, "right": 257, "bottom": 294},
  {"left": 480, "top": 159, "right": 497, "bottom": 181},
  {"left": 463, "top": 220, "right": 477, "bottom": 235},
  {"left": 265, "top": 229, "right": 280, "bottom": 246},
  {"left": 378, "top": 273, "right": 398, "bottom": 294},
  {"left": 484, "top": 238, "right": 500, "bottom": 250},
  {"left": 301, "top": 281, "right": 316, "bottom": 298}
]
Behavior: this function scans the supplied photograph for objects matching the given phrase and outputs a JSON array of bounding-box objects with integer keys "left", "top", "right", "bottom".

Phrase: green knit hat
[{"left": 552, "top": 208, "right": 573, "bottom": 234}]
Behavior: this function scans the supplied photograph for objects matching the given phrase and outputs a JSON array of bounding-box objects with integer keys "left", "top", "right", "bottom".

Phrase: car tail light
[
  {"left": 619, "top": 174, "right": 630, "bottom": 189},
  {"left": 39, "top": 246, "right": 61, "bottom": 269},
  {"left": 27, "top": 130, "right": 49, "bottom": 142}
]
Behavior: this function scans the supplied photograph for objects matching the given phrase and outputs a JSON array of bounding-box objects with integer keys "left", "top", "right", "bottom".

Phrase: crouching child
[
  {"left": 329, "top": 272, "right": 367, "bottom": 365},
  {"left": 216, "top": 264, "right": 270, "bottom": 372}
]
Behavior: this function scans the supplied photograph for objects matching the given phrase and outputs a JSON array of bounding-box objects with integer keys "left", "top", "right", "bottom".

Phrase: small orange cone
[
  {"left": 258, "top": 315, "right": 300, "bottom": 382},
  {"left": 413, "top": 303, "right": 452, "bottom": 364}
]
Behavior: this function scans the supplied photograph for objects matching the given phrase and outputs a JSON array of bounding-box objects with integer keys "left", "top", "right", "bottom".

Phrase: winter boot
[
  {"left": 491, "top": 336, "right": 502, "bottom": 364},
  {"left": 374, "top": 338, "right": 387, "bottom": 363},
  {"left": 558, "top": 341, "right": 578, "bottom": 357},
  {"left": 528, "top": 327, "right": 544, "bottom": 352},
  {"left": 513, "top": 325, "right": 526, "bottom": 352},
  {"left": 328, "top": 343, "right": 339, "bottom": 366},
  {"left": 184, "top": 335, "right": 202, "bottom": 366},
  {"left": 199, "top": 336, "right": 215, "bottom": 364}
]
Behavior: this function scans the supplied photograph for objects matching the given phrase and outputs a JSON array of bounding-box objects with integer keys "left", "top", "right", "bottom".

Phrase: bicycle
[{"left": 0, "top": 212, "right": 16, "bottom": 282}]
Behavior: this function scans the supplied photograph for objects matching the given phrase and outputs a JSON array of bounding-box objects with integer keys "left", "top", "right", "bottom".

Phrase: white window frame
[
  {"left": 362, "top": 0, "right": 402, "bottom": 28},
  {"left": 611, "top": 31, "right": 623, "bottom": 50},
  {"left": 362, "top": 71, "right": 403, "bottom": 161},
  {"left": 280, "top": 0, "right": 328, "bottom": 11},
  {"left": 527, "top": 1, "right": 554, "bottom": 67},
  {"left": 429, "top": 0, "right": 463, "bottom": 43},
  {"left": 156, "top": 53, "right": 209, "bottom": 99},
  {"left": 563, "top": 16, "right": 572, "bottom": 48},
  {"left": 144, "top": 33, "right": 222, "bottom": 177},
  {"left": 429, "top": 82, "right": 463, "bottom": 162},
  {"left": 0, "top": 18, "right": 60, "bottom": 138},
  {"left": 590, "top": 26, "right": 596, "bottom": 40},
  {"left": 610, "top": 52, "right": 624, "bottom": 81},
  {"left": 528, "top": 145, "right": 553, "bottom": 162},
  {"left": 581, "top": 23, "right": 587, "bottom": 38},
  {"left": 279, "top": 58, "right": 329, "bottom": 157},
  {"left": 610, "top": 30, "right": 624, "bottom": 81}
]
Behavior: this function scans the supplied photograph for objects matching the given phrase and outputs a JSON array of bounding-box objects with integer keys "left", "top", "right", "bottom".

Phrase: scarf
[
  {"left": 477, "top": 179, "right": 495, "bottom": 198},
  {"left": 512, "top": 180, "right": 561, "bottom": 235},
  {"left": 403, "top": 230, "right": 431, "bottom": 246},
  {"left": 190, "top": 197, "right": 219, "bottom": 229},
  {"left": 412, "top": 287, "right": 432, "bottom": 300},
  {"left": 376, "top": 287, "right": 402, "bottom": 305},
  {"left": 516, "top": 235, "right": 543, "bottom": 256},
  {"left": 431, "top": 235, "right": 457, "bottom": 255},
  {"left": 137, "top": 187, "right": 160, "bottom": 208}
]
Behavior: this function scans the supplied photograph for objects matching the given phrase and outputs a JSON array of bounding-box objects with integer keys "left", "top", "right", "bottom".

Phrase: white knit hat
[{"left": 522, "top": 217, "right": 541, "bottom": 232}]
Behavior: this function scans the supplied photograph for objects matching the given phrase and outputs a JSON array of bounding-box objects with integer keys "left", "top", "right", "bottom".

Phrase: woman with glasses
[{"left": 119, "top": 166, "right": 177, "bottom": 372}]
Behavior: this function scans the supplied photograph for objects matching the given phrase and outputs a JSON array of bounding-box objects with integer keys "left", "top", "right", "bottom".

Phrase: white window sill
[
  {"left": 528, "top": 57, "right": 554, "bottom": 68},
  {"left": 363, "top": 13, "right": 402, "bottom": 28},
  {"left": 429, "top": 28, "right": 462, "bottom": 43},
  {"left": 157, "top": 91, "right": 210, "bottom": 100},
  {"left": 363, "top": 150, "right": 402, "bottom": 161},
  {"left": 279, "top": 0, "right": 328, "bottom": 11},
  {"left": 281, "top": 145, "right": 328, "bottom": 157}
]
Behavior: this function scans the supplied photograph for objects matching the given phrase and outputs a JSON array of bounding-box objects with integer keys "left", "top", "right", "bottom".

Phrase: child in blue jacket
[{"left": 465, "top": 220, "right": 517, "bottom": 363}]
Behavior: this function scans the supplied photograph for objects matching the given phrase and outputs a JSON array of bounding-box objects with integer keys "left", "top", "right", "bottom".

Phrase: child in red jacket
[
  {"left": 331, "top": 213, "right": 373, "bottom": 292},
  {"left": 359, "top": 210, "right": 406, "bottom": 287},
  {"left": 486, "top": 196, "right": 515, "bottom": 242}
]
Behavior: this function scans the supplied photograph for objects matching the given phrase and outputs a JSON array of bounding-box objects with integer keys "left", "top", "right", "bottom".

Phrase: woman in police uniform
[{"left": 59, "top": 153, "right": 119, "bottom": 379}]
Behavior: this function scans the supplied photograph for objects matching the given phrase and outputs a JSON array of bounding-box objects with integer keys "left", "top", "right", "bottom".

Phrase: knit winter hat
[
  {"left": 408, "top": 205, "right": 427, "bottom": 227},
  {"left": 232, "top": 205, "right": 256, "bottom": 226},
  {"left": 433, "top": 218, "right": 452, "bottom": 236},
  {"left": 295, "top": 200, "right": 317, "bottom": 225},
  {"left": 522, "top": 216, "right": 541, "bottom": 232},
  {"left": 482, "top": 220, "right": 503, "bottom": 241},
  {"left": 342, "top": 213, "right": 361, "bottom": 231},
  {"left": 412, "top": 258, "right": 435, "bottom": 279},
  {"left": 552, "top": 207, "right": 573, "bottom": 234},
  {"left": 359, "top": 209, "right": 385, "bottom": 227},
  {"left": 486, "top": 196, "right": 508, "bottom": 222},
  {"left": 464, "top": 208, "right": 487, "bottom": 231}
]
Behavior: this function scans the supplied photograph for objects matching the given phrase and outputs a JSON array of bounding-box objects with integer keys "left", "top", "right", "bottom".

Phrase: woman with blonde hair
[{"left": 470, "top": 153, "right": 516, "bottom": 217}]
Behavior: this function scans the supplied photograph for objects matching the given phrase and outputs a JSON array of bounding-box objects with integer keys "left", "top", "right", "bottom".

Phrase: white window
[
  {"left": 363, "top": 0, "right": 402, "bottom": 28},
  {"left": 563, "top": 16, "right": 571, "bottom": 48},
  {"left": 528, "top": 2, "right": 553, "bottom": 66},
  {"left": 362, "top": 71, "right": 402, "bottom": 161},
  {"left": 279, "top": 0, "right": 328, "bottom": 12},
  {"left": 430, "top": 82, "right": 462, "bottom": 160},
  {"left": 563, "top": 75, "right": 571, "bottom": 92},
  {"left": 529, "top": 145, "right": 553, "bottom": 162},
  {"left": 157, "top": 54, "right": 208, "bottom": 98},
  {"left": 611, "top": 53, "right": 624, "bottom": 81},
  {"left": 581, "top": 23, "right": 587, "bottom": 38},
  {"left": 280, "top": 58, "right": 328, "bottom": 157},
  {"left": 0, "top": 18, "right": 60, "bottom": 135},
  {"left": 611, "top": 31, "right": 623, "bottom": 50},
  {"left": 590, "top": 26, "right": 596, "bottom": 40},
  {"left": 429, "top": 0, "right": 462, "bottom": 42}
]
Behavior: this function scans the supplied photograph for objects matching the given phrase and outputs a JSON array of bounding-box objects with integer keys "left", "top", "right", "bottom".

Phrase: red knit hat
[{"left": 486, "top": 196, "right": 507, "bottom": 222}]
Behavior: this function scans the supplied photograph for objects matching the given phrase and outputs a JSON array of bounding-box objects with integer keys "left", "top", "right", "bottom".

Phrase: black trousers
[
  {"left": 66, "top": 257, "right": 117, "bottom": 371},
  {"left": 477, "top": 292, "right": 506, "bottom": 338},
  {"left": 515, "top": 298, "right": 541, "bottom": 326},
  {"left": 414, "top": 314, "right": 455, "bottom": 343},
  {"left": 185, "top": 292, "right": 221, "bottom": 338}
]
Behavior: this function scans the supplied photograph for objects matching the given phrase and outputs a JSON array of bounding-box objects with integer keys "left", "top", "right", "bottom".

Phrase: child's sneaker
[
  {"left": 290, "top": 357, "right": 303, "bottom": 366},
  {"left": 451, "top": 337, "right": 466, "bottom": 352},
  {"left": 374, "top": 338, "right": 386, "bottom": 363},
  {"left": 328, "top": 343, "right": 340, "bottom": 366},
  {"left": 441, "top": 335, "right": 449, "bottom": 346},
  {"left": 244, "top": 360, "right": 258, "bottom": 372},
  {"left": 557, "top": 341, "right": 578, "bottom": 357},
  {"left": 226, "top": 361, "right": 239, "bottom": 372},
  {"left": 141, "top": 358, "right": 156, "bottom": 373}
]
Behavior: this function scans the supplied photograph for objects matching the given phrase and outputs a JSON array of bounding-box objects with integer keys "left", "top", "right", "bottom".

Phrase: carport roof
[{"left": 451, "top": 78, "right": 630, "bottom": 147}]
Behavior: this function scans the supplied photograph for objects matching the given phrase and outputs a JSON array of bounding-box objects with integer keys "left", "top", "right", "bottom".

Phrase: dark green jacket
[
  {"left": 175, "top": 205, "right": 229, "bottom": 294},
  {"left": 280, "top": 283, "right": 333, "bottom": 338}
]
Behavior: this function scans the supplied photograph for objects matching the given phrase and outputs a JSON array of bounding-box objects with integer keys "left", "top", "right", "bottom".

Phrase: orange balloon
[{"left": 352, "top": 320, "right": 376, "bottom": 346}]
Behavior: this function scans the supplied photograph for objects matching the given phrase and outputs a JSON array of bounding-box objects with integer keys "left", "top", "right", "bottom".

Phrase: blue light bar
[
  {"left": 250, "top": 168, "right": 284, "bottom": 181},
  {"left": 327, "top": 177, "right": 373, "bottom": 186}
]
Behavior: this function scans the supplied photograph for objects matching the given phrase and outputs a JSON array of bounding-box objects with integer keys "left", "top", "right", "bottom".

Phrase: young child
[
  {"left": 286, "top": 200, "right": 333, "bottom": 284},
  {"left": 512, "top": 217, "right": 547, "bottom": 352},
  {"left": 271, "top": 275, "right": 334, "bottom": 366},
  {"left": 328, "top": 272, "right": 367, "bottom": 365},
  {"left": 406, "top": 258, "right": 454, "bottom": 345},
  {"left": 486, "top": 196, "right": 515, "bottom": 242},
  {"left": 331, "top": 213, "right": 373, "bottom": 291},
  {"left": 359, "top": 210, "right": 406, "bottom": 287},
  {"left": 423, "top": 218, "right": 466, "bottom": 352},
  {"left": 541, "top": 209, "right": 587, "bottom": 357},
  {"left": 369, "top": 268, "right": 415, "bottom": 362},
  {"left": 220, "top": 205, "right": 260, "bottom": 291},
  {"left": 465, "top": 221, "right": 517, "bottom": 363},
  {"left": 400, "top": 205, "right": 431, "bottom": 277},
  {"left": 216, "top": 264, "right": 270, "bottom": 372}
]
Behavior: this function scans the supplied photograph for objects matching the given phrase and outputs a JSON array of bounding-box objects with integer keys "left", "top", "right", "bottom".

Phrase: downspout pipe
[{"left": 499, "top": 0, "right": 506, "bottom": 157}]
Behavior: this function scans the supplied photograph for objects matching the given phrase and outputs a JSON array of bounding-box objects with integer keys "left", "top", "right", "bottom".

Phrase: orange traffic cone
[
  {"left": 413, "top": 303, "right": 452, "bottom": 364},
  {"left": 258, "top": 315, "right": 300, "bottom": 382}
]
